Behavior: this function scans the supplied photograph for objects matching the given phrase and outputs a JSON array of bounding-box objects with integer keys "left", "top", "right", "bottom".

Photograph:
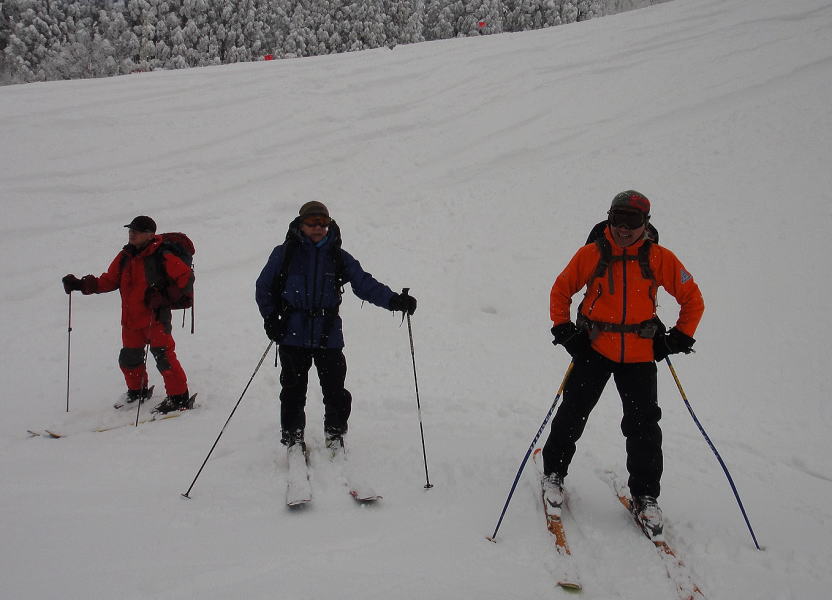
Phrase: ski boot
[
  {"left": 281, "top": 429, "right": 306, "bottom": 453},
  {"left": 633, "top": 495, "right": 664, "bottom": 538},
  {"left": 324, "top": 430, "right": 345, "bottom": 458},
  {"left": 152, "top": 391, "right": 194, "bottom": 414},
  {"left": 114, "top": 386, "right": 154, "bottom": 409},
  {"left": 542, "top": 472, "right": 565, "bottom": 510}
]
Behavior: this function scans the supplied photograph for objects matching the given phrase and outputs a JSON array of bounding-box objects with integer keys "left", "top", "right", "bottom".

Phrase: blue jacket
[{"left": 255, "top": 221, "right": 396, "bottom": 349}]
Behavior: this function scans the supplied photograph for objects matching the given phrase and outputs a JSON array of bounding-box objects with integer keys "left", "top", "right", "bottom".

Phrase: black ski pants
[
  {"left": 277, "top": 345, "right": 352, "bottom": 438},
  {"left": 542, "top": 350, "right": 662, "bottom": 498}
]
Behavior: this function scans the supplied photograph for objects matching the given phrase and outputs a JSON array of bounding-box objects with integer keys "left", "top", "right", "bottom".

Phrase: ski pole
[
  {"left": 66, "top": 293, "right": 73, "bottom": 412},
  {"left": 665, "top": 356, "right": 761, "bottom": 550},
  {"left": 402, "top": 288, "right": 432, "bottom": 490},
  {"left": 487, "top": 361, "right": 574, "bottom": 543},
  {"left": 135, "top": 345, "right": 150, "bottom": 427},
  {"left": 182, "top": 340, "right": 274, "bottom": 499}
]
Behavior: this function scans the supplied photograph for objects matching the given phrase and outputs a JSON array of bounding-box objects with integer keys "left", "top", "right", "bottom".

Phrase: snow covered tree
[
  {"left": 457, "top": 0, "right": 501, "bottom": 36},
  {"left": 424, "top": 0, "right": 455, "bottom": 40},
  {"left": 384, "top": 0, "right": 424, "bottom": 47}
]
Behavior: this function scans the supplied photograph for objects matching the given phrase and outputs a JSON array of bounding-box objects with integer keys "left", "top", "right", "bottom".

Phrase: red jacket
[
  {"left": 550, "top": 227, "right": 704, "bottom": 363},
  {"left": 83, "top": 236, "right": 192, "bottom": 329}
]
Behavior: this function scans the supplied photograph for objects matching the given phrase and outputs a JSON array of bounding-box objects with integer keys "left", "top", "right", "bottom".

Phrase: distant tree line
[{"left": 1, "top": 0, "right": 607, "bottom": 84}]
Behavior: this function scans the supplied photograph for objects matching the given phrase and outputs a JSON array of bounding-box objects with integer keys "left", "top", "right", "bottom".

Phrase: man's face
[
  {"left": 299, "top": 216, "right": 330, "bottom": 244},
  {"left": 608, "top": 209, "right": 647, "bottom": 248},
  {"left": 128, "top": 229, "right": 155, "bottom": 248}
]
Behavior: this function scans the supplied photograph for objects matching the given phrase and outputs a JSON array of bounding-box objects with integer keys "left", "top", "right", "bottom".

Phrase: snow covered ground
[{"left": 2, "top": 0, "right": 832, "bottom": 598}]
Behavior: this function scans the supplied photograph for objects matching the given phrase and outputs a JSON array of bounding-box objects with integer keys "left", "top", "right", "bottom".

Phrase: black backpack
[{"left": 145, "top": 232, "right": 196, "bottom": 310}]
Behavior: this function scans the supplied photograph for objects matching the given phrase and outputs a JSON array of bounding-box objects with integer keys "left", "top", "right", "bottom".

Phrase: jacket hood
[{"left": 286, "top": 217, "right": 342, "bottom": 250}]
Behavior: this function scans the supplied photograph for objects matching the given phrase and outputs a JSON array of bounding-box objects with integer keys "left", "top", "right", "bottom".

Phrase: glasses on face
[
  {"left": 608, "top": 210, "right": 646, "bottom": 229},
  {"left": 301, "top": 218, "right": 331, "bottom": 228}
]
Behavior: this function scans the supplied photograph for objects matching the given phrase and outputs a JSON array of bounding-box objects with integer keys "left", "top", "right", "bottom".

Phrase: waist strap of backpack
[
  {"left": 285, "top": 307, "right": 340, "bottom": 318},
  {"left": 577, "top": 314, "right": 661, "bottom": 339}
]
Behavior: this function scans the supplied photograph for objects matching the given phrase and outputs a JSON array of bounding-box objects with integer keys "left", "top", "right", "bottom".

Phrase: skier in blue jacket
[{"left": 256, "top": 201, "right": 417, "bottom": 451}]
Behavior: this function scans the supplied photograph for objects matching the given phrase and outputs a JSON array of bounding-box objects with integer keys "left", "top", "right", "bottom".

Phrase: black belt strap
[{"left": 577, "top": 314, "right": 661, "bottom": 339}]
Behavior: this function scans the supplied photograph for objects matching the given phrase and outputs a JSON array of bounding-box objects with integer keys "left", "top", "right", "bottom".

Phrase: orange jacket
[
  {"left": 550, "top": 227, "right": 704, "bottom": 363},
  {"left": 86, "top": 236, "right": 192, "bottom": 330}
]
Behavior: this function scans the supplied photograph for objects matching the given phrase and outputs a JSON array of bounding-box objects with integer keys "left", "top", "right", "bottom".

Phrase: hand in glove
[
  {"left": 62, "top": 274, "right": 81, "bottom": 294},
  {"left": 389, "top": 293, "right": 417, "bottom": 316},
  {"left": 264, "top": 312, "right": 282, "bottom": 341},
  {"left": 653, "top": 327, "right": 696, "bottom": 362},
  {"left": 79, "top": 274, "right": 98, "bottom": 294},
  {"left": 551, "top": 322, "right": 591, "bottom": 359}
]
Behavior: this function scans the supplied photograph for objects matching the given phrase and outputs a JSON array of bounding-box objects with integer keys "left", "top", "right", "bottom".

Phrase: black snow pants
[
  {"left": 542, "top": 350, "right": 662, "bottom": 498},
  {"left": 277, "top": 345, "right": 352, "bottom": 438}
]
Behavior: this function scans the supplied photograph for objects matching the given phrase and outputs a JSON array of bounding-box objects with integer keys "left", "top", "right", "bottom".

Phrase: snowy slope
[{"left": 2, "top": 0, "right": 832, "bottom": 598}]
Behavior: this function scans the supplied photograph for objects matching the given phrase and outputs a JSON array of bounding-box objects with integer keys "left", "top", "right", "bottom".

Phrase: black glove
[
  {"left": 79, "top": 274, "right": 98, "bottom": 294},
  {"left": 389, "top": 293, "right": 417, "bottom": 316},
  {"left": 62, "top": 274, "right": 81, "bottom": 294},
  {"left": 264, "top": 312, "right": 282, "bottom": 341},
  {"left": 551, "top": 322, "right": 591, "bottom": 358},
  {"left": 653, "top": 327, "right": 696, "bottom": 362}
]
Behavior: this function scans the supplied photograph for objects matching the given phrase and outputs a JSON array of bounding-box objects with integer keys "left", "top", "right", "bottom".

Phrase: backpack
[{"left": 151, "top": 232, "right": 196, "bottom": 310}]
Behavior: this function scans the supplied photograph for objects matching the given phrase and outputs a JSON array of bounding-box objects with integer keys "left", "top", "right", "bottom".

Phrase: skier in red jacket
[{"left": 62, "top": 216, "right": 193, "bottom": 413}]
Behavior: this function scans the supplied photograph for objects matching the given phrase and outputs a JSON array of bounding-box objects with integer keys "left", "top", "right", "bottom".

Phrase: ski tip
[
  {"left": 557, "top": 581, "right": 583, "bottom": 592},
  {"left": 350, "top": 493, "right": 382, "bottom": 503}
]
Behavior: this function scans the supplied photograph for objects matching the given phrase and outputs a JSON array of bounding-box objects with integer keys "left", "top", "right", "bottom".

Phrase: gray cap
[{"left": 298, "top": 201, "right": 330, "bottom": 219}]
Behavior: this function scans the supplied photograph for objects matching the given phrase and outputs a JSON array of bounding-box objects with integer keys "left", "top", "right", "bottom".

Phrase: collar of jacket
[{"left": 122, "top": 235, "right": 162, "bottom": 257}]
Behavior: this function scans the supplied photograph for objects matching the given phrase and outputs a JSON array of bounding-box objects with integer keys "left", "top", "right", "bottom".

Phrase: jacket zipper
[
  {"left": 620, "top": 248, "right": 628, "bottom": 362},
  {"left": 310, "top": 246, "right": 319, "bottom": 347}
]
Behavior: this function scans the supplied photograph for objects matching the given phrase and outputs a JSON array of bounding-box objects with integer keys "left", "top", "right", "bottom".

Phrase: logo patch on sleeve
[{"left": 680, "top": 268, "right": 692, "bottom": 284}]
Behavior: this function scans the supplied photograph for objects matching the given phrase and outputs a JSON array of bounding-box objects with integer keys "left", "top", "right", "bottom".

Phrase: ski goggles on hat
[
  {"left": 301, "top": 216, "right": 331, "bottom": 228},
  {"left": 608, "top": 209, "right": 647, "bottom": 229}
]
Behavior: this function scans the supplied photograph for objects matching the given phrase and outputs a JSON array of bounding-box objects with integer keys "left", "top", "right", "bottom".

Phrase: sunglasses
[
  {"left": 608, "top": 210, "right": 647, "bottom": 229},
  {"left": 301, "top": 217, "right": 331, "bottom": 228}
]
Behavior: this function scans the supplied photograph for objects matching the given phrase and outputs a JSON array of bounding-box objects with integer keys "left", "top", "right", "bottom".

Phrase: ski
[
  {"left": 606, "top": 471, "right": 705, "bottom": 600},
  {"left": 28, "top": 396, "right": 198, "bottom": 438},
  {"left": 94, "top": 410, "right": 186, "bottom": 432},
  {"left": 27, "top": 429, "right": 62, "bottom": 439},
  {"left": 113, "top": 385, "right": 155, "bottom": 410},
  {"left": 532, "top": 448, "right": 582, "bottom": 591},
  {"left": 286, "top": 443, "right": 312, "bottom": 507},
  {"left": 328, "top": 440, "right": 381, "bottom": 503}
]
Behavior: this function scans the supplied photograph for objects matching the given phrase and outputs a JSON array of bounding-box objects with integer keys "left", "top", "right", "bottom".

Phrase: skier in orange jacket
[{"left": 542, "top": 191, "right": 704, "bottom": 535}]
